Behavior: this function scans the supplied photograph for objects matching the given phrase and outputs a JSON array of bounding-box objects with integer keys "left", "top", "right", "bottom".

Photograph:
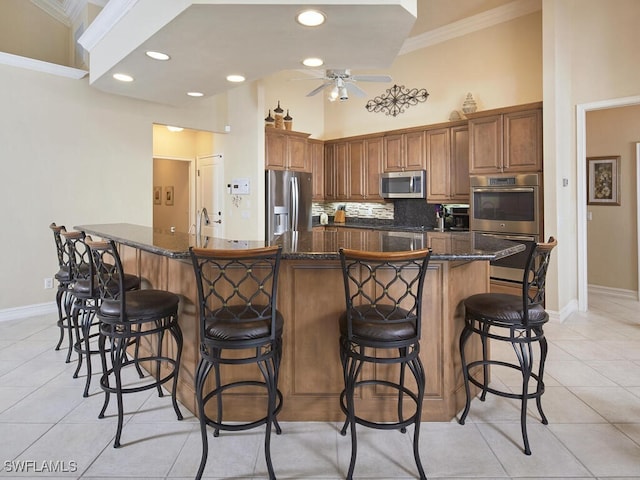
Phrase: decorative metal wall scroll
[{"left": 365, "top": 84, "right": 429, "bottom": 117}]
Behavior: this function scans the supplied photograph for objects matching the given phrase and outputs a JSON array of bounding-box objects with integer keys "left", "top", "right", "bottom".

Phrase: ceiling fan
[{"left": 302, "top": 69, "right": 392, "bottom": 101}]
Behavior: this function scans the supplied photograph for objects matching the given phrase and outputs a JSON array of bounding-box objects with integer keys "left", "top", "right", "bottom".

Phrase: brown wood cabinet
[
  {"left": 309, "top": 139, "right": 324, "bottom": 201},
  {"left": 323, "top": 136, "right": 384, "bottom": 202},
  {"left": 426, "top": 124, "right": 469, "bottom": 202},
  {"left": 383, "top": 131, "right": 426, "bottom": 172},
  {"left": 468, "top": 103, "right": 542, "bottom": 174},
  {"left": 265, "top": 128, "right": 311, "bottom": 172}
]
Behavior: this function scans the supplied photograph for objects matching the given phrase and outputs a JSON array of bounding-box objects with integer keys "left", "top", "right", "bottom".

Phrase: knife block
[{"left": 334, "top": 210, "right": 346, "bottom": 223}]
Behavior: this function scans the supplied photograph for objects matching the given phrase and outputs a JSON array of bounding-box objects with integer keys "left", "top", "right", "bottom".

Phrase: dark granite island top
[{"left": 77, "top": 223, "right": 525, "bottom": 262}]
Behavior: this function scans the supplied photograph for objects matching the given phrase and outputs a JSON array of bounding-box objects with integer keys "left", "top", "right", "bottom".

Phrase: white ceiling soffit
[{"left": 78, "top": 1, "right": 418, "bottom": 106}]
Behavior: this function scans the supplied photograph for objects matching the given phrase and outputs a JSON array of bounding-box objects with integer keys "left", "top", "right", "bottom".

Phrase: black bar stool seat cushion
[
  {"left": 73, "top": 273, "right": 140, "bottom": 296},
  {"left": 99, "top": 290, "right": 179, "bottom": 319},
  {"left": 339, "top": 305, "right": 417, "bottom": 342},
  {"left": 464, "top": 293, "right": 547, "bottom": 326},
  {"left": 204, "top": 305, "right": 284, "bottom": 341},
  {"left": 55, "top": 267, "right": 70, "bottom": 282}
]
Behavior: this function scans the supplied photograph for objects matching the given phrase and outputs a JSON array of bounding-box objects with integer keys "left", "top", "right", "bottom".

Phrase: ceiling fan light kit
[{"left": 302, "top": 69, "right": 392, "bottom": 102}]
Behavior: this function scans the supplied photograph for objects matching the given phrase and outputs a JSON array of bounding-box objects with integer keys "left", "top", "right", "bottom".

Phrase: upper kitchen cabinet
[
  {"left": 324, "top": 135, "right": 384, "bottom": 202},
  {"left": 383, "top": 130, "right": 426, "bottom": 172},
  {"left": 265, "top": 128, "right": 311, "bottom": 172},
  {"left": 468, "top": 103, "right": 542, "bottom": 174},
  {"left": 309, "top": 139, "right": 325, "bottom": 201},
  {"left": 426, "top": 123, "right": 469, "bottom": 202}
]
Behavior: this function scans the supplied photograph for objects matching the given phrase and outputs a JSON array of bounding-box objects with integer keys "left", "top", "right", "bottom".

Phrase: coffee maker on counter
[{"left": 442, "top": 204, "right": 470, "bottom": 231}]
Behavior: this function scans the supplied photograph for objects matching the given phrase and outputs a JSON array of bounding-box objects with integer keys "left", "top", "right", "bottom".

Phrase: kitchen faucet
[{"left": 196, "top": 207, "right": 210, "bottom": 238}]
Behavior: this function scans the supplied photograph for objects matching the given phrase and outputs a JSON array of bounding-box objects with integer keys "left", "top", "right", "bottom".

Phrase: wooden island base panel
[{"left": 77, "top": 224, "right": 525, "bottom": 423}]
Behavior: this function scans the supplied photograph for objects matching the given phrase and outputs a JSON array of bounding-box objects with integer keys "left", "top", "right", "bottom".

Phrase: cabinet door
[
  {"left": 450, "top": 125, "right": 470, "bottom": 201},
  {"left": 383, "top": 134, "right": 404, "bottom": 172},
  {"left": 365, "top": 136, "right": 383, "bottom": 200},
  {"left": 324, "top": 144, "right": 336, "bottom": 201},
  {"left": 405, "top": 130, "right": 426, "bottom": 171},
  {"left": 335, "top": 142, "right": 349, "bottom": 200},
  {"left": 265, "top": 130, "right": 286, "bottom": 169},
  {"left": 503, "top": 109, "right": 542, "bottom": 172},
  {"left": 348, "top": 140, "right": 366, "bottom": 200},
  {"left": 469, "top": 115, "right": 503, "bottom": 174},
  {"left": 287, "top": 135, "right": 307, "bottom": 171},
  {"left": 310, "top": 140, "right": 324, "bottom": 200},
  {"left": 426, "top": 128, "right": 450, "bottom": 202}
]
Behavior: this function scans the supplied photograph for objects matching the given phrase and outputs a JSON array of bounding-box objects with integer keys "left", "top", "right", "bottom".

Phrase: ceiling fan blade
[
  {"left": 306, "top": 82, "right": 332, "bottom": 97},
  {"left": 345, "top": 82, "right": 367, "bottom": 98},
  {"left": 351, "top": 74, "right": 392, "bottom": 83}
]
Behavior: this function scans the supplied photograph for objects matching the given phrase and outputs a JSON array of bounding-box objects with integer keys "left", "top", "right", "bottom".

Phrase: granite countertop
[{"left": 77, "top": 223, "right": 524, "bottom": 262}]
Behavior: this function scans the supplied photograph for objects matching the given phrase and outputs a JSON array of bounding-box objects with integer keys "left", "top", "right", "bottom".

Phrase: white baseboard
[
  {"left": 588, "top": 284, "right": 639, "bottom": 300},
  {"left": 547, "top": 297, "right": 578, "bottom": 323},
  {"left": 0, "top": 302, "right": 57, "bottom": 322}
]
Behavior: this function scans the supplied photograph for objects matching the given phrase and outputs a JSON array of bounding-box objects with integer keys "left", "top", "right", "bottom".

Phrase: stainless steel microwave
[{"left": 380, "top": 170, "right": 426, "bottom": 199}]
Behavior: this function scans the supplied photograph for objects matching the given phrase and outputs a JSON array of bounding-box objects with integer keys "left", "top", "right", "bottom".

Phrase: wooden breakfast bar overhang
[{"left": 77, "top": 223, "right": 525, "bottom": 423}]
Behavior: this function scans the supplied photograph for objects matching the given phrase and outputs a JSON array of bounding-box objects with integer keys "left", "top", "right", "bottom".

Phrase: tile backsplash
[
  {"left": 312, "top": 199, "right": 439, "bottom": 229},
  {"left": 312, "top": 202, "right": 394, "bottom": 220}
]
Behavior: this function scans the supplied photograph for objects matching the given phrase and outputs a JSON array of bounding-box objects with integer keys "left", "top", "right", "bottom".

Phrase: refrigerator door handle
[{"left": 291, "top": 176, "right": 299, "bottom": 230}]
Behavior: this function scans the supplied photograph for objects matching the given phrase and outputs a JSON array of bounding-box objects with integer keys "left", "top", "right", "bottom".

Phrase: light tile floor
[{"left": 1, "top": 292, "right": 639, "bottom": 479}]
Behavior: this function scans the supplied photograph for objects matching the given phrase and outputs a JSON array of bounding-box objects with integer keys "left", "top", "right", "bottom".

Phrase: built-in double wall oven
[{"left": 470, "top": 173, "right": 542, "bottom": 283}]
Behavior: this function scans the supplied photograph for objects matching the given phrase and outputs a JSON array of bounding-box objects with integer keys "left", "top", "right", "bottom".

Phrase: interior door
[{"left": 196, "top": 154, "right": 224, "bottom": 238}]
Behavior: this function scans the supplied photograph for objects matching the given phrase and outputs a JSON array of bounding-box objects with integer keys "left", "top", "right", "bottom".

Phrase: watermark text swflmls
[{"left": 4, "top": 460, "right": 78, "bottom": 473}]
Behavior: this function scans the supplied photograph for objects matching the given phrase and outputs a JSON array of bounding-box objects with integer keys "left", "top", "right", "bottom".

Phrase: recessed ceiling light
[
  {"left": 226, "top": 74, "right": 246, "bottom": 83},
  {"left": 145, "top": 51, "right": 170, "bottom": 61},
  {"left": 296, "top": 9, "right": 326, "bottom": 27},
  {"left": 302, "top": 57, "right": 324, "bottom": 67},
  {"left": 187, "top": 91, "right": 204, "bottom": 97},
  {"left": 166, "top": 126, "right": 183, "bottom": 132},
  {"left": 113, "top": 73, "right": 133, "bottom": 82}
]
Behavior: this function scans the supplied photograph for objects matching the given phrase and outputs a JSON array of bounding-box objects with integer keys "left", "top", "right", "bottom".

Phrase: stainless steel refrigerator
[{"left": 265, "top": 170, "right": 313, "bottom": 240}]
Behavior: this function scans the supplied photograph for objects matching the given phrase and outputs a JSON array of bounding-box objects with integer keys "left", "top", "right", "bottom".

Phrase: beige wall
[
  {"left": 0, "top": 0, "right": 70, "bottom": 66},
  {"left": 153, "top": 159, "right": 191, "bottom": 232},
  {"left": 322, "top": 11, "right": 542, "bottom": 139},
  {"left": 586, "top": 106, "right": 639, "bottom": 292},
  {"left": 542, "top": 0, "right": 640, "bottom": 314},
  {"left": 0, "top": 63, "right": 224, "bottom": 311}
]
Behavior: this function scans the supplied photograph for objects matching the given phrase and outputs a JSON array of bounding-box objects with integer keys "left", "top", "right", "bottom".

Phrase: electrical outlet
[{"left": 44, "top": 277, "right": 54, "bottom": 289}]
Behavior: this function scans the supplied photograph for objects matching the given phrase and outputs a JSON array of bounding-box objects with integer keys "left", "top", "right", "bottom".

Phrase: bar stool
[
  {"left": 458, "top": 237, "right": 557, "bottom": 455},
  {"left": 338, "top": 247, "right": 432, "bottom": 480},
  {"left": 86, "top": 238, "right": 183, "bottom": 448},
  {"left": 61, "top": 231, "right": 140, "bottom": 397},
  {"left": 189, "top": 246, "right": 284, "bottom": 480},
  {"left": 49, "top": 223, "right": 74, "bottom": 362}
]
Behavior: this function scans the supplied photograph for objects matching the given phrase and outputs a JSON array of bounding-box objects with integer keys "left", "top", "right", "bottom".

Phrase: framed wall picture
[
  {"left": 153, "top": 186, "right": 162, "bottom": 205},
  {"left": 164, "top": 186, "right": 174, "bottom": 206},
  {"left": 587, "top": 156, "right": 620, "bottom": 205}
]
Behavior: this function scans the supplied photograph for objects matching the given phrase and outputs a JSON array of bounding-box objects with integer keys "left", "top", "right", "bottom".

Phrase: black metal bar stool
[
  {"left": 86, "top": 238, "right": 183, "bottom": 448},
  {"left": 61, "top": 231, "right": 141, "bottom": 398},
  {"left": 189, "top": 245, "right": 284, "bottom": 480},
  {"left": 338, "top": 247, "right": 432, "bottom": 480},
  {"left": 49, "top": 223, "right": 74, "bottom": 362},
  {"left": 458, "top": 236, "right": 557, "bottom": 455}
]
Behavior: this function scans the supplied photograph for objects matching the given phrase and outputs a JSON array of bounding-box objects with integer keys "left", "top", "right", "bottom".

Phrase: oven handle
[
  {"left": 472, "top": 187, "right": 535, "bottom": 193},
  {"left": 481, "top": 233, "right": 536, "bottom": 242}
]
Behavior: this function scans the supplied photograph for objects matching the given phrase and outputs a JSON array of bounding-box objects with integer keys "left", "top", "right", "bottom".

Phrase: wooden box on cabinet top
[
  {"left": 468, "top": 103, "right": 542, "bottom": 174},
  {"left": 265, "top": 128, "right": 311, "bottom": 172}
]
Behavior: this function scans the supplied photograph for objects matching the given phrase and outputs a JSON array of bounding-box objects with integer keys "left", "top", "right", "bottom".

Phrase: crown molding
[
  {"left": 77, "top": 0, "right": 139, "bottom": 52},
  {"left": 0, "top": 52, "right": 88, "bottom": 79},
  {"left": 31, "top": 0, "right": 72, "bottom": 26},
  {"left": 399, "top": 0, "right": 541, "bottom": 55}
]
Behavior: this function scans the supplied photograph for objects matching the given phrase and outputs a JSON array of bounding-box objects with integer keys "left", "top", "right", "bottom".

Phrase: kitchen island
[{"left": 77, "top": 223, "right": 524, "bottom": 422}]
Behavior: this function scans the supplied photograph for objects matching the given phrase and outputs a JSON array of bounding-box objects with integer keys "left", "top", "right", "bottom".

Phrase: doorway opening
[
  {"left": 152, "top": 124, "right": 225, "bottom": 235},
  {"left": 576, "top": 95, "right": 640, "bottom": 310}
]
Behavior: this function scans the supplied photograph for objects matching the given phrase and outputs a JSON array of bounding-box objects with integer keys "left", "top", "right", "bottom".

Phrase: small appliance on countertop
[
  {"left": 320, "top": 213, "right": 329, "bottom": 225},
  {"left": 443, "top": 204, "right": 470, "bottom": 231}
]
